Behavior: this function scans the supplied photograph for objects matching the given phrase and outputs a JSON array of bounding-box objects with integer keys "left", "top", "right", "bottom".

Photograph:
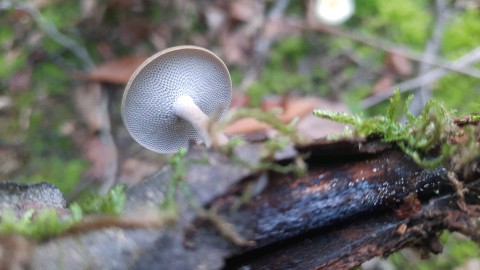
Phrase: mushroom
[
  {"left": 314, "top": 0, "right": 355, "bottom": 25},
  {"left": 121, "top": 45, "right": 232, "bottom": 153}
]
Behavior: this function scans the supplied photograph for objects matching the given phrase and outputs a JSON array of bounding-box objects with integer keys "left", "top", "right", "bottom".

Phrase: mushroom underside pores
[{"left": 121, "top": 45, "right": 232, "bottom": 153}]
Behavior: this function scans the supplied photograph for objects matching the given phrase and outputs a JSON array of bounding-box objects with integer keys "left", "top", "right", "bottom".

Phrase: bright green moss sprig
[
  {"left": 160, "top": 148, "right": 189, "bottom": 216},
  {"left": 0, "top": 186, "right": 126, "bottom": 240},
  {"left": 76, "top": 185, "right": 126, "bottom": 215},
  {"left": 0, "top": 206, "right": 81, "bottom": 241},
  {"left": 314, "top": 90, "right": 453, "bottom": 168}
]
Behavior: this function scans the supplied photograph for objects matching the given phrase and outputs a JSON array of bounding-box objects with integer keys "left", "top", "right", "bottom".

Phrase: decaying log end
[{"left": 210, "top": 139, "right": 480, "bottom": 269}]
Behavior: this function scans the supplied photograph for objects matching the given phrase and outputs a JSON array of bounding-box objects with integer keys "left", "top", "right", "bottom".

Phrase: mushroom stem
[{"left": 173, "top": 95, "right": 225, "bottom": 148}]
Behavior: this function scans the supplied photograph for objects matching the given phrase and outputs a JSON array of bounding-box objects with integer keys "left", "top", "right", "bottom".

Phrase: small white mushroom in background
[
  {"left": 122, "top": 45, "right": 232, "bottom": 153},
  {"left": 314, "top": 0, "right": 355, "bottom": 25}
]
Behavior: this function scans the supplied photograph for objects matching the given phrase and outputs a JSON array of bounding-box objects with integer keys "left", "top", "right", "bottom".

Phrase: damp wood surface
[
  {"left": 28, "top": 139, "right": 480, "bottom": 270},
  {"left": 206, "top": 139, "right": 479, "bottom": 269}
]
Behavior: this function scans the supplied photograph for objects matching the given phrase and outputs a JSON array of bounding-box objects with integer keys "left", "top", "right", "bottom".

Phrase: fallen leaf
[
  {"left": 74, "top": 56, "right": 147, "bottom": 84},
  {"left": 74, "top": 83, "right": 110, "bottom": 132},
  {"left": 279, "top": 97, "right": 318, "bottom": 122},
  {"left": 263, "top": 18, "right": 299, "bottom": 39},
  {"left": 224, "top": 96, "right": 319, "bottom": 136},
  {"left": 84, "top": 135, "right": 118, "bottom": 184},
  {"left": 8, "top": 69, "right": 32, "bottom": 92},
  {"left": 296, "top": 98, "right": 349, "bottom": 139},
  {"left": 228, "top": 0, "right": 264, "bottom": 22},
  {"left": 117, "top": 158, "right": 160, "bottom": 185},
  {"left": 225, "top": 117, "right": 270, "bottom": 135},
  {"left": 386, "top": 51, "right": 413, "bottom": 77},
  {"left": 370, "top": 72, "right": 394, "bottom": 96},
  {"left": 220, "top": 27, "right": 252, "bottom": 66},
  {"left": 230, "top": 90, "right": 250, "bottom": 108}
]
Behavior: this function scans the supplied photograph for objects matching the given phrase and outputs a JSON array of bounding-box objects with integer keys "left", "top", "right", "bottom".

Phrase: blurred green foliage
[
  {"left": 0, "top": 208, "right": 80, "bottom": 241},
  {"left": 1, "top": 3, "right": 86, "bottom": 194},
  {"left": 247, "top": 36, "right": 311, "bottom": 106},
  {"left": 0, "top": 0, "right": 478, "bottom": 266},
  {"left": 442, "top": 10, "right": 480, "bottom": 58},
  {"left": 0, "top": 186, "right": 126, "bottom": 240},
  {"left": 354, "top": 0, "right": 432, "bottom": 49},
  {"left": 74, "top": 185, "right": 126, "bottom": 215}
]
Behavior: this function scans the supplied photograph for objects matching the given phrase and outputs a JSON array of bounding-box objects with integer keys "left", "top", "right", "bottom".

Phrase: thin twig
[
  {"left": 24, "top": 5, "right": 95, "bottom": 70},
  {"left": 240, "top": 0, "right": 290, "bottom": 90},
  {"left": 24, "top": 4, "right": 119, "bottom": 194},
  {"left": 408, "top": 0, "right": 449, "bottom": 116},
  {"left": 360, "top": 47, "right": 480, "bottom": 108},
  {"left": 298, "top": 16, "right": 480, "bottom": 79}
]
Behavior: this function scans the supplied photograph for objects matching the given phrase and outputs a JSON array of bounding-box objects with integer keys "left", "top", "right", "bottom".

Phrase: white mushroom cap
[
  {"left": 122, "top": 45, "right": 232, "bottom": 153},
  {"left": 314, "top": 0, "right": 355, "bottom": 25}
]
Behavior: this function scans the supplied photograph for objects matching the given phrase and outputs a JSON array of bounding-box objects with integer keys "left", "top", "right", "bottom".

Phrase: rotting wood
[
  {"left": 29, "top": 139, "right": 479, "bottom": 270},
  {"left": 183, "top": 139, "right": 479, "bottom": 269}
]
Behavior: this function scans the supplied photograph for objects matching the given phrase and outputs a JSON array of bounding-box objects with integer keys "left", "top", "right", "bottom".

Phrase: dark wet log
[
  {"left": 225, "top": 190, "right": 480, "bottom": 269},
  {"left": 30, "top": 139, "right": 479, "bottom": 270},
  {"left": 205, "top": 140, "right": 478, "bottom": 269},
  {"left": 225, "top": 147, "right": 449, "bottom": 247}
]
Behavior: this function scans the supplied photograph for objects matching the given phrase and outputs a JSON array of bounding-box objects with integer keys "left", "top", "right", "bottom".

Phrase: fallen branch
[
  {"left": 361, "top": 47, "right": 480, "bottom": 108},
  {"left": 18, "top": 138, "right": 480, "bottom": 269},
  {"left": 301, "top": 19, "right": 480, "bottom": 79}
]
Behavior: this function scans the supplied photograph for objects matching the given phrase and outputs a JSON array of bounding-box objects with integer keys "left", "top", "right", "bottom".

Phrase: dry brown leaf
[
  {"left": 370, "top": 73, "right": 394, "bottom": 96},
  {"left": 296, "top": 98, "right": 350, "bottom": 140},
  {"left": 230, "top": 90, "right": 250, "bottom": 108},
  {"left": 264, "top": 19, "right": 299, "bottom": 39},
  {"left": 74, "top": 83, "right": 110, "bottom": 132},
  {"left": 220, "top": 28, "right": 251, "bottom": 66},
  {"left": 224, "top": 97, "right": 318, "bottom": 136},
  {"left": 75, "top": 56, "right": 147, "bottom": 84},
  {"left": 225, "top": 118, "right": 270, "bottom": 135},
  {"left": 279, "top": 97, "right": 318, "bottom": 122},
  {"left": 117, "top": 158, "right": 160, "bottom": 185},
  {"left": 386, "top": 52, "right": 413, "bottom": 77},
  {"left": 84, "top": 135, "right": 118, "bottom": 183},
  {"left": 228, "top": 0, "right": 264, "bottom": 22},
  {"left": 8, "top": 69, "right": 32, "bottom": 92}
]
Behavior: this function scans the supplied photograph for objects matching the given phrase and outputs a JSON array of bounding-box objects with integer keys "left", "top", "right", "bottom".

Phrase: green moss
[
  {"left": 0, "top": 186, "right": 126, "bottom": 240},
  {"left": 161, "top": 148, "right": 188, "bottom": 214},
  {"left": 314, "top": 90, "right": 453, "bottom": 168},
  {"left": 75, "top": 185, "right": 126, "bottom": 215},
  {"left": 0, "top": 208, "right": 80, "bottom": 241}
]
